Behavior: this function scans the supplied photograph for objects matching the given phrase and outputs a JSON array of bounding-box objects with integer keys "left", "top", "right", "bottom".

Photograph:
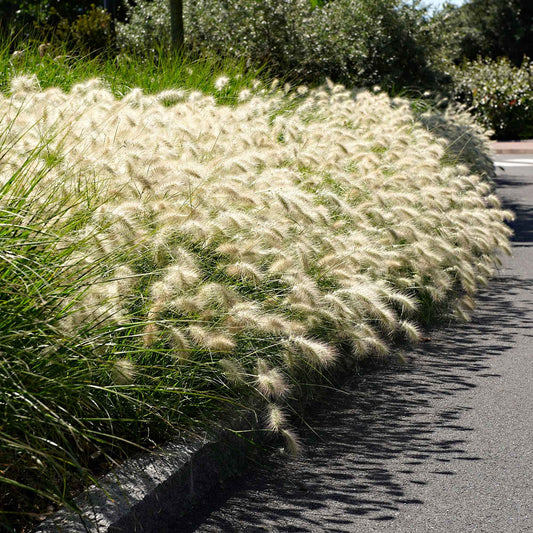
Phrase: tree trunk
[
  {"left": 169, "top": 0, "right": 184, "bottom": 52},
  {"left": 103, "top": 0, "right": 116, "bottom": 20}
]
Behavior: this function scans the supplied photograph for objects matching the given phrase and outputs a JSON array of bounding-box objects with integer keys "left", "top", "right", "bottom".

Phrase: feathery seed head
[
  {"left": 151, "top": 281, "right": 173, "bottom": 305},
  {"left": 169, "top": 327, "right": 191, "bottom": 357},
  {"left": 205, "top": 334, "right": 236, "bottom": 353},
  {"left": 219, "top": 358, "right": 246, "bottom": 385},
  {"left": 400, "top": 320, "right": 421, "bottom": 342},
  {"left": 170, "top": 296, "right": 204, "bottom": 314},
  {"left": 225, "top": 262, "right": 263, "bottom": 283},
  {"left": 188, "top": 325, "right": 209, "bottom": 346},
  {"left": 112, "top": 359, "right": 136, "bottom": 385},
  {"left": 255, "top": 359, "right": 290, "bottom": 399},
  {"left": 11, "top": 74, "right": 40, "bottom": 94},
  {"left": 287, "top": 336, "right": 337, "bottom": 367},
  {"left": 266, "top": 404, "right": 287, "bottom": 432},
  {"left": 143, "top": 322, "right": 159, "bottom": 347},
  {"left": 214, "top": 76, "right": 230, "bottom": 91},
  {"left": 157, "top": 89, "right": 187, "bottom": 106},
  {"left": 281, "top": 428, "right": 301, "bottom": 455},
  {"left": 238, "top": 89, "right": 252, "bottom": 102}
]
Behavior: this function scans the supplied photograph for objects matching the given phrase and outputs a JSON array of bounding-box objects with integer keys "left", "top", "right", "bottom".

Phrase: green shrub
[
  {"left": 1, "top": 1, "right": 97, "bottom": 43},
  {"left": 1, "top": 4, "right": 113, "bottom": 55},
  {"left": 431, "top": 0, "right": 533, "bottom": 67},
  {"left": 116, "top": 0, "right": 171, "bottom": 57},
  {"left": 116, "top": 0, "right": 441, "bottom": 90},
  {"left": 70, "top": 4, "right": 113, "bottom": 54},
  {"left": 450, "top": 56, "right": 533, "bottom": 140}
]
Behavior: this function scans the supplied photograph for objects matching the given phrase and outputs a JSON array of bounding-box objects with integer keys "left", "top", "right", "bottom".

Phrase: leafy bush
[
  {"left": 1, "top": 3, "right": 113, "bottom": 55},
  {"left": 0, "top": 0, "right": 96, "bottom": 41},
  {"left": 2, "top": 0, "right": 93, "bottom": 26},
  {"left": 117, "top": 0, "right": 441, "bottom": 89},
  {"left": 450, "top": 56, "right": 533, "bottom": 140},
  {"left": 69, "top": 5, "right": 113, "bottom": 53},
  {"left": 116, "top": 0, "right": 170, "bottom": 57},
  {"left": 431, "top": 0, "right": 533, "bottom": 67}
]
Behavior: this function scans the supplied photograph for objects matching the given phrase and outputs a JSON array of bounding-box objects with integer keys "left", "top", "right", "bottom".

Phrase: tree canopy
[{"left": 437, "top": 0, "right": 533, "bottom": 65}]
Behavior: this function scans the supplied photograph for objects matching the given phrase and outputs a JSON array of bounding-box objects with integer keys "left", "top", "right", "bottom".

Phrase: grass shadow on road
[
  {"left": 174, "top": 171, "right": 532, "bottom": 532},
  {"left": 494, "top": 172, "right": 533, "bottom": 243},
  {"left": 175, "top": 271, "right": 532, "bottom": 532}
]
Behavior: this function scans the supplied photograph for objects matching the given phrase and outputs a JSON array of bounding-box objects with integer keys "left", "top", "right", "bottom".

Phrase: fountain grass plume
[{"left": 0, "top": 73, "right": 514, "bottom": 529}]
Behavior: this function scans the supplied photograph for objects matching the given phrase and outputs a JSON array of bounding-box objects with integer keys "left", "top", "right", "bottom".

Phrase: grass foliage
[
  {"left": 0, "top": 65, "right": 513, "bottom": 529},
  {"left": 1, "top": 38, "right": 261, "bottom": 102}
]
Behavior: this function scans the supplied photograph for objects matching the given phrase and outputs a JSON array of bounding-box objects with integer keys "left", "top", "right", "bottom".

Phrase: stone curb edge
[
  {"left": 30, "top": 358, "right": 354, "bottom": 533},
  {"left": 491, "top": 141, "right": 533, "bottom": 154},
  {"left": 33, "top": 414, "right": 261, "bottom": 533}
]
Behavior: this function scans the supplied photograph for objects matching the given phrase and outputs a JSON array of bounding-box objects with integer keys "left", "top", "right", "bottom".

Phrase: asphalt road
[{"left": 179, "top": 155, "right": 533, "bottom": 532}]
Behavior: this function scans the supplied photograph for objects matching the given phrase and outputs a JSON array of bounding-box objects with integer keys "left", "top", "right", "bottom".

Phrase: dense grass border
[
  {"left": 0, "top": 35, "right": 513, "bottom": 533},
  {"left": 0, "top": 37, "right": 266, "bottom": 103}
]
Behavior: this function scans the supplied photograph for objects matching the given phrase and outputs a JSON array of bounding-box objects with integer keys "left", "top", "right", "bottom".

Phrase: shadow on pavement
[
  {"left": 504, "top": 202, "right": 533, "bottom": 244},
  {"left": 494, "top": 173, "right": 533, "bottom": 243},
  {"left": 175, "top": 272, "right": 532, "bottom": 533},
  {"left": 173, "top": 172, "right": 532, "bottom": 533}
]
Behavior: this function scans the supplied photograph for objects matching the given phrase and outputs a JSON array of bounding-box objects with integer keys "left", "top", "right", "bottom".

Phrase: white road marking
[
  {"left": 507, "top": 158, "right": 533, "bottom": 164},
  {"left": 493, "top": 160, "right": 533, "bottom": 167}
]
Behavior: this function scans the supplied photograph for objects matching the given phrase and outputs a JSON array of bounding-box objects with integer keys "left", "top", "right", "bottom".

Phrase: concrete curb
[
  {"left": 30, "top": 361, "right": 349, "bottom": 533},
  {"left": 491, "top": 141, "right": 533, "bottom": 154},
  {"left": 33, "top": 415, "right": 261, "bottom": 533}
]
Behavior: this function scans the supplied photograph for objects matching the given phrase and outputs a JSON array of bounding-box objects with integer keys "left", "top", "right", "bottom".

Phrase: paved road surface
[{"left": 178, "top": 154, "right": 533, "bottom": 532}]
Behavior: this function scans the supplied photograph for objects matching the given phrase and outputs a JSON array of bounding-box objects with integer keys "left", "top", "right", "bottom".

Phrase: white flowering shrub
[
  {"left": 116, "top": 0, "right": 437, "bottom": 88},
  {"left": 115, "top": 0, "right": 170, "bottom": 56},
  {"left": 450, "top": 56, "right": 533, "bottom": 140},
  {"left": 0, "top": 74, "right": 512, "bottom": 516}
]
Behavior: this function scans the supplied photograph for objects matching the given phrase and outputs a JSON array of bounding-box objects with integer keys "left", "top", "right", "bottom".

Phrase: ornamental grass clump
[{"left": 0, "top": 74, "right": 512, "bottom": 528}]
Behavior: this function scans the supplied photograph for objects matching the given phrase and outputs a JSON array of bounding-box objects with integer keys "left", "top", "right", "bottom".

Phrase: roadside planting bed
[{"left": 0, "top": 75, "right": 512, "bottom": 527}]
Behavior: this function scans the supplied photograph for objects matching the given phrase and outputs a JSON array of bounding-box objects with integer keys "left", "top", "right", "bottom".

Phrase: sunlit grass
[
  {"left": 0, "top": 54, "right": 513, "bottom": 532},
  {"left": 0, "top": 37, "right": 264, "bottom": 103}
]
